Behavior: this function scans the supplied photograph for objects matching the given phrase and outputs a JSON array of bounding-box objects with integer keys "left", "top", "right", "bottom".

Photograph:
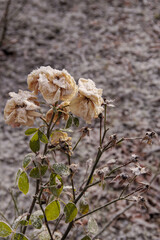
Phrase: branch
[
  {"left": 93, "top": 203, "right": 134, "bottom": 239},
  {"left": 38, "top": 189, "right": 53, "bottom": 240}
]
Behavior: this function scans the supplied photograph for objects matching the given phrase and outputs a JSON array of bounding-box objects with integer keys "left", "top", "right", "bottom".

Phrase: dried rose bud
[
  {"left": 120, "top": 173, "right": 129, "bottom": 180},
  {"left": 131, "top": 154, "right": 139, "bottom": 162},
  {"left": 132, "top": 196, "right": 147, "bottom": 208},
  {"left": 105, "top": 99, "right": 115, "bottom": 108},
  {"left": 109, "top": 134, "right": 117, "bottom": 146},
  {"left": 46, "top": 101, "right": 70, "bottom": 124},
  {"left": 69, "top": 163, "right": 79, "bottom": 176},
  {"left": 80, "top": 127, "right": 92, "bottom": 138},
  {"left": 96, "top": 169, "right": 105, "bottom": 183},
  {"left": 142, "top": 131, "right": 156, "bottom": 145}
]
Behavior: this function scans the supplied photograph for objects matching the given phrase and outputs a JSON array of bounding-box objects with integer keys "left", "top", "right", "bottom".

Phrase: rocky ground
[{"left": 0, "top": 0, "right": 160, "bottom": 239}]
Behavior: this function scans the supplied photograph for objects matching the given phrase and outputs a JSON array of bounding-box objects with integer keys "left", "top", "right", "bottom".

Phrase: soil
[{"left": 0, "top": 0, "right": 160, "bottom": 239}]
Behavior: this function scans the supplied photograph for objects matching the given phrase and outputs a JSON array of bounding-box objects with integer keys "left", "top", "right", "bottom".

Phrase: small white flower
[{"left": 130, "top": 164, "right": 147, "bottom": 176}]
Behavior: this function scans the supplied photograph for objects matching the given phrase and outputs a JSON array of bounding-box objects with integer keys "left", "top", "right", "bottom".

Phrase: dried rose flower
[
  {"left": 27, "top": 66, "right": 77, "bottom": 104},
  {"left": 27, "top": 66, "right": 55, "bottom": 94},
  {"left": 50, "top": 131, "right": 72, "bottom": 155},
  {"left": 51, "top": 131, "right": 72, "bottom": 146},
  {"left": 4, "top": 90, "right": 41, "bottom": 127},
  {"left": 46, "top": 101, "right": 70, "bottom": 124},
  {"left": 70, "top": 78, "right": 104, "bottom": 123}
]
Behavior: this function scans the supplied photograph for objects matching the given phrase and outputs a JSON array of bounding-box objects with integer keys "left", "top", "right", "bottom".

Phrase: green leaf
[
  {"left": 49, "top": 173, "right": 63, "bottom": 197},
  {"left": 0, "top": 221, "right": 12, "bottom": 237},
  {"left": 79, "top": 198, "right": 89, "bottom": 215},
  {"left": 81, "top": 236, "right": 91, "bottom": 240},
  {"left": 16, "top": 168, "right": 22, "bottom": 183},
  {"left": 29, "top": 165, "right": 48, "bottom": 179},
  {"left": 65, "top": 115, "right": 72, "bottom": 129},
  {"left": 38, "top": 130, "right": 48, "bottom": 144},
  {"left": 29, "top": 132, "right": 40, "bottom": 153},
  {"left": 88, "top": 217, "right": 99, "bottom": 235},
  {"left": 12, "top": 215, "right": 29, "bottom": 229},
  {"left": 35, "top": 225, "right": 50, "bottom": 240},
  {"left": 18, "top": 171, "right": 29, "bottom": 195},
  {"left": 30, "top": 211, "right": 43, "bottom": 229},
  {"left": 59, "top": 128, "right": 73, "bottom": 133},
  {"left": 53, "top": 163, "right": 70, "bottom": 176},
  {"left": 64, "top": 202, "right": 78, "bottom": 223},
  {"left": 23, "top": 153, "right": 34, "bottom": 168},
  {"left": 73, "top": 117, "right": 79, "bottom": 127},
  {"left": 13, "top": 233, "right": 29, "bottom": 240},
  {"left": 45, "top": 200, "right": 60, "bottom": 221},
  {"left": 25, "top": 128, "right": 37, "bottom": 135}
]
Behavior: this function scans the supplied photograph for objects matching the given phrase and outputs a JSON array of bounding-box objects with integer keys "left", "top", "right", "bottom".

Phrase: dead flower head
[
  {"left": 132, "top": 195, "right": 147, "bottom": 208},
  {"left": 27, "top": 66, "right": 77, "bottom": 104},
  {"left": 80, "top": 127, "right": 92, "bottom": 138},
  {"left": 130, "top": 164, "right": 147, "bottom": 176},
  {"left": 70, "top": 78, "right": 104, "bottom": 123},
  {"left": 4, "top": 90, "right": 41, "bottom": 127},
  {"left": 51, "top": 131, "right": 72, "bottom": 155},
  {"left": 131, "top": 154, "right": 139, "bottom": 163},
  {"left": 69, "top": 163, "right": 79, "bottom": 177},
  {"left": 46, "top": 101, "right": 70, "bottom": 124},
  {"left": 142, "top": 131, "right": 156, "bottom": 145},
  {"left": 111, "top": 172, "right": 129, "bottom": 185}
]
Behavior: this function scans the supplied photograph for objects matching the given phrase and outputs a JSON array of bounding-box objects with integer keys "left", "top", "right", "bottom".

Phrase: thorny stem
[
  {"left": 9, "top": 189, "right": 20, "bottom": 216},
  {"left": 22, "top": 180, "right": 40, "bottom": 234},
  {"left": 23, "top": 110, "right": 55, "bottom": 235},
  {"left": 93, "top": 203, "right": 135, "bottom": 239},
  {"left": 107, "top": 160, "right": 133, "bottom": 177},
  {"left": 0, "top": 0, "right": 12, "bottom": 46},
  {"left": 119, "top": 175, "right": 136, "bottom": 199},
  {"left": 72, "top": 136, "right": 82, "bottom": 151},
  {"left": 102, "top": 103, "right": 108, "bottom": 143},
  {"left": 43, "top": 112, "right": 56, "bottom": 155},
  {"left": 52, "top": 214, "right": 64, "bottom": 234},
  {"left": 38, "top": 188, "right": 53, "bottom": 240},
  {"left": 76, "top": 198, "right": 122, "bottom": 221},
  {"left": 61, "top": 135, "right": 142, "bottom": 239},
  {"left": 99, "top": 114, "right": 103, "bottom": 147},
  {"left": 85, "top": 176, "right": 115, "bottom": 190},
  {"left": 150, "top": 163, "right": 160, "bottom": 184},
  {"left": 75, "top": 148, "right": 103, "bottom": 204},
  {"left": 75, "top": 186, "right": 144, "bottom": 222},
  {"left": 67, "top": 154, "right": 76, "bottom": 201},
  {"left": 61, "top": 138, "right": 125, "bottom": 239}
]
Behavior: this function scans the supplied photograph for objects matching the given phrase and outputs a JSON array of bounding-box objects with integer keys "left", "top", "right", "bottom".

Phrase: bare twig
[
  {"left": 67, "top": 154, "right": 76, "bottom": 201},
  {"left": 38, "top": 188, "right": 53, "bottom": 240},
  {"left": 0, "top": 0, "right": 12, "bottom": 46},
  {"left": 93, "top": 203, "right": 134, "bottom": 239}
]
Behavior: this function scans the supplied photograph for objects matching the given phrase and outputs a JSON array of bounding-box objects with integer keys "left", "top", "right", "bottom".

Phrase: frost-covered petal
[
  {"left": 4, "top": 90, "right": 40, "bottom": 127},
  {"left": 78, "top": 78, "right": 103, "bottom": 105},
  {"left": 70, "top": 78, "right": 103, "bottom": 123},
  {"left": 38, "top": 74, "right": 59, "bottom": 104},
  {"left": 27, "top": 66, "right": 55, "bottom": 94}
]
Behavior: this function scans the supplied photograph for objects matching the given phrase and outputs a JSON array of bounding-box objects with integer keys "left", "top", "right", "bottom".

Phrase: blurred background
[{"left": 0, "top": 0, "right": 160, "bottom": 239}]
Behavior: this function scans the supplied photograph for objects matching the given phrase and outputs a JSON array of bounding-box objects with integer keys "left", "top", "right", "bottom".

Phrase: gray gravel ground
[{"left": 0, "top": 0, "right": 160, "bottom": 239}]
